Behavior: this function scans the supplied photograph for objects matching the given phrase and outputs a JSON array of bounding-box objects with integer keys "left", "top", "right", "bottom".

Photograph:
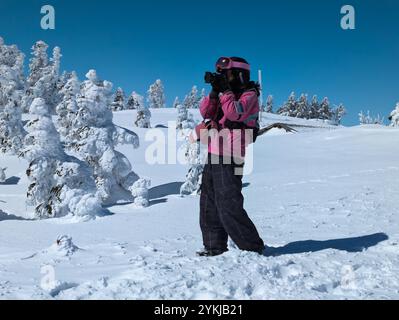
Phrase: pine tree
[
  {"left": 318, "top": 97, "right": 333, "bottom": 120},
  {"left": 173, "top": 96, "right": 180, "bottom": 108},
  {"left": 21, "top": 98, "right": 102, "bottom": 220},
  {"left": 389, "top": 103, "right": 399, "bottom": 127},
  {"left": 126, "top": 91, "right": 140, "bottom": 110},
  {"left": 55, "top": 71, "right": 80, "bottom": 140},
  {"left": 67, "top": 70, "right": 143, "bottom": 205},
  {"left": 0, "top": 37, "right": 26, "bottom": 154},
  {"left": 265, "top": 95, "right": 273, "bottom": 113},
  {"left": 147, "top": 79, "right": 165, "bottom": 108},
  {"left": 111, "top": 87, "right": 126, "bottom": 111},
  {"left": 309, "top": 95, "right": 320, "bottom": 119},
  {"left": 183, "top": 86, "right": 201, "bottom": 109},
  {"left": 180, "top": 139, "right": 204, "bottom": 196},
  {"left": 176, "top": 103, "right": 195, "bottom": 130},
  {"left": 0, "top": 167, "right": 6, "bottom": 183},
  {"left": 359, "top": 110, "right": 373, "bottom": 125},
  {"left": 277, "top": 92, "right": 297, "bottom": 117},
  {"left": 200, "top": 88, "right": 206, "bottom": 101},
  {"left": 21, "top": 41, "right": 49, "bottom": 112},
  {"left": 333, "top": 104, "right": 346, "bottom": 125},
  {"left": 296, "top": 94, "right": 309, "bottom": 119},
  {"left": 134, "top": 92, "right": 151, "bottom": 128},
  {"left": 22, "top": 41, "right": 61, "bottom": 113}
]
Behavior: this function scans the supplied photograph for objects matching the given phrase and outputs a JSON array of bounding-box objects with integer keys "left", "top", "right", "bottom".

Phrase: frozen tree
[
  {"left": 176, "top": 103, "right": 195, "bottom": 130},
  {"left": 265, "top": 95, "right": 273, "bottom": 113},
  {"left": 147, "top": 79, "right": 165, "bottom": 108},
  {"left": 67, "top": 70, "right": 143, "bottom": 205},
  {"left": 126, "top": 91, "right": 144, "bottom": 110},
  {"left": 180, "top": 139, "right": 204, "bottom": 196},
  {"left": 134, "top": 92, "right": 152, "bottom": 128},
  {"left": 21, "top": 98, "right": 102, "bottom": 220},
  {"left": 130, "top": 178, "right": 151, "bottom": 207},
  {"left": 0, "top": 37, "right": 26, "bottom": 154},
  {"left": 0, "top": 167, "right": 6, "bottom": 183},
  {"left": 277, "top": 92, "right": 297, "bottom": 117},
  {"left": 359, "top": 111, "right": 373, "bottom": 125},
  {"left": 296, "top": 94, "right": 309, "bottom": 119},
  {"left": 55, "top": 71, "right": 80, "bottom": 140},
  {"left": 318, "top": 97, "right": 333, "bottom": 120},
  {"left": 308, "top": 95, "right": 320, "bottom": 119},
  {"left": 360, "top": 110, "right": 385, "bottom": 125},
  {"left": 389, "top": 103, "right": 399, "bottom": 127},
  {"left": 0, "top": 94, "right": 27, "bottom": 154},
  {"left": 373, "top": 114, "right": 385, "bottom": 125},
  {"left": 173, "top": 96, "right": 180, "bottom": 108},
  {"left": 22, "top": 42, "right": 61, "bottom": 113},
  {"left": 21, "top": 41, "right": 49, "bottom": 112},
  {"left": 111, "top": 87, "right": 126, "bottom": 111},
  {"left": 200, "top": 88, "right": 206, "bottom": 101},
  {"left": 332, "top": 104, "right": 346, "bottom": 125},
  {"left": 183, "top": 86, "right": 201, "bottom": 109}
]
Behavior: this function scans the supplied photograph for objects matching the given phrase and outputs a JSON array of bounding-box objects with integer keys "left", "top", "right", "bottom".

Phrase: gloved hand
[
  {"left": 209, "top": 89, "right": 219, "bottom": 99},
  {"left": 211, "top": 75, "right": 230, "bottom": 94}
]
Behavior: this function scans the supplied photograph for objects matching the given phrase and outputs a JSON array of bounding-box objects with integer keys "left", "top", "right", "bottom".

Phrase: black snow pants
[{"left": 200, "top": 156, "right": 265, "bottom": 253}]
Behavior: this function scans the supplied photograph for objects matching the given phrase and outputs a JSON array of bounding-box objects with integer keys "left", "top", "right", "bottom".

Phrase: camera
[{"left": 204, "top": 72, "right": 226, "bottom": 85}]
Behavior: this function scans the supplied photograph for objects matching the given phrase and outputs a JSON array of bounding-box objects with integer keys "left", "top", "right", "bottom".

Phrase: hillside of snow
[{"left": 1, "top": 109, "right": 399, "bottom": 300}]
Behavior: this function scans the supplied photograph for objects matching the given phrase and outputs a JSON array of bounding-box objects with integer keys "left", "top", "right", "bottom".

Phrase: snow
[{"left": 1, "top": 109, "right": 399, "bottom": 300}]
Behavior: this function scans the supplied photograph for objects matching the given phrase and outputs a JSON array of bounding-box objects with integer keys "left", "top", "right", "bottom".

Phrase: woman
[{"left": 196, "top": 57, "right": 265, "bottom": 257}]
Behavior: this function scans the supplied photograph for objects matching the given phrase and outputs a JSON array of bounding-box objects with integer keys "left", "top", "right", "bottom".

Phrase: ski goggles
[{"left": 216, "top": 57, "right": 251, "bottom": 72}]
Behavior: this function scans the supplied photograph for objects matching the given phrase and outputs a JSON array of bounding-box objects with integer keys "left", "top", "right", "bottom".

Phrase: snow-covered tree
[
  {"left": 0, "top": 167, "right": 7, "bottom": 183},
  {"left": 200, "top": 88, "right": 206, "bottom": 101},
  {"left": 318, "top": 97, "right": 333, "bottom": 120},
  {"left": 173, "top": 96, "right": 180, "bottom": 109},
  {"left": 0, "top": 37, "right": 26, "bottom": 154},
  {"left": 183, "top": 86, "right": 201, "bottom": 109},
  {"left": 277, "top": 92, "right": 297, "bottom": 117},
  {"left": 55, "top": 71, "right": 80, "bottom": 140},
  {"left": 360, "top": 110, "right": 384, "bottom": 125},
  {"left": 126, "top": 91, "right": 140, "bottom": 110},
  {"left": 22, "top": 41, "right": 61, "bottom": 113},
  {"left": 21, "top": 98, "right": 102, "bottom": 220},
  {"left": 131, "top": 178, "right": 151, "bottom": 207},
  {"left": 389, "top": 103, "right": 399, "bottom": 127},
  {"left": 296, "top": 94, "right": 309, "bottom": 119},
  {"left": 111, "top": 87, "right": 126, "bottom": 111},
  {"left": 265, "top": 95, "right": 273, "bottom": 113},
  {"left": 176, "top": 103, "right": 195, "bottom": 130},
  {"left": 67, "top": 70, "right": 143, "bottom": 205},
  {"left": 359, "top": 111, "right": 373, "bottom": 125},
  {"left": 134, "top": 92, "right": 151, "bottom": 128},
  {"left": 147, "top": 79, "right": 165, "bottom": 109},
  {"left": 180, "top": 139, "right": 204, "bottom": 196},
  {"left": 332, "top": 104, "right": 346, "bottom": 125},
  {"left": 308, "top": 95, "right": 320, "bottom": 119}
]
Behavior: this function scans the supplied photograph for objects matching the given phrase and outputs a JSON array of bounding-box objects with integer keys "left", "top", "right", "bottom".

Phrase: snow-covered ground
[{"left": 1, "top": 109, "right": 399, "bottom": 300}]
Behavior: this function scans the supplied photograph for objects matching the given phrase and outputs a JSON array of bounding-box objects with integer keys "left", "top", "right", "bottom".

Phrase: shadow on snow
[
  {"left": 0, "top": 176, "right": 21, "bottom": 185},
  {"left": 264, "top": 233, "right": 389, "bottom": 256}
]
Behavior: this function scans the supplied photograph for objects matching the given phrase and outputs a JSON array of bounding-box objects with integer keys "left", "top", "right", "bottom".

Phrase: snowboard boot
[{"left": 196, "top": 249, "right": 228, "bottom": 257}]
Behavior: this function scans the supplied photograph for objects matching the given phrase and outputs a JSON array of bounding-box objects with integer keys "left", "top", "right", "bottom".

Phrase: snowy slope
[{"left": 0, "top": 109, "right": 399, "bottom": 300}]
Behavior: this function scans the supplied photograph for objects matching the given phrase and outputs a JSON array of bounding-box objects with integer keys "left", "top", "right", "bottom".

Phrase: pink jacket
[{"left": 200, "top": 90, "right": 260, "bottom": 160}]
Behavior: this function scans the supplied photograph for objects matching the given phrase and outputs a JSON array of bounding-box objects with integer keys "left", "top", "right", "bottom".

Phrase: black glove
[
  {"left": 209, "top": 89, "right": 219, "bottom": 99},
  {"left": 212, "top": 76, "right": 230, "bottom": 94}
]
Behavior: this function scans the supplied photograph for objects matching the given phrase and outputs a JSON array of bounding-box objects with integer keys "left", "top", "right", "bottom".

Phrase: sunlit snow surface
[{"left": 0, "top": 109, "right": 398, "bottom": 300}]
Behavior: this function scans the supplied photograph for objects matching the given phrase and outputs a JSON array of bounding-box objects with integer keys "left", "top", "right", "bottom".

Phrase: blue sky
[{"left": 0, "top": 0, "right": 398, "bottom": 125}]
